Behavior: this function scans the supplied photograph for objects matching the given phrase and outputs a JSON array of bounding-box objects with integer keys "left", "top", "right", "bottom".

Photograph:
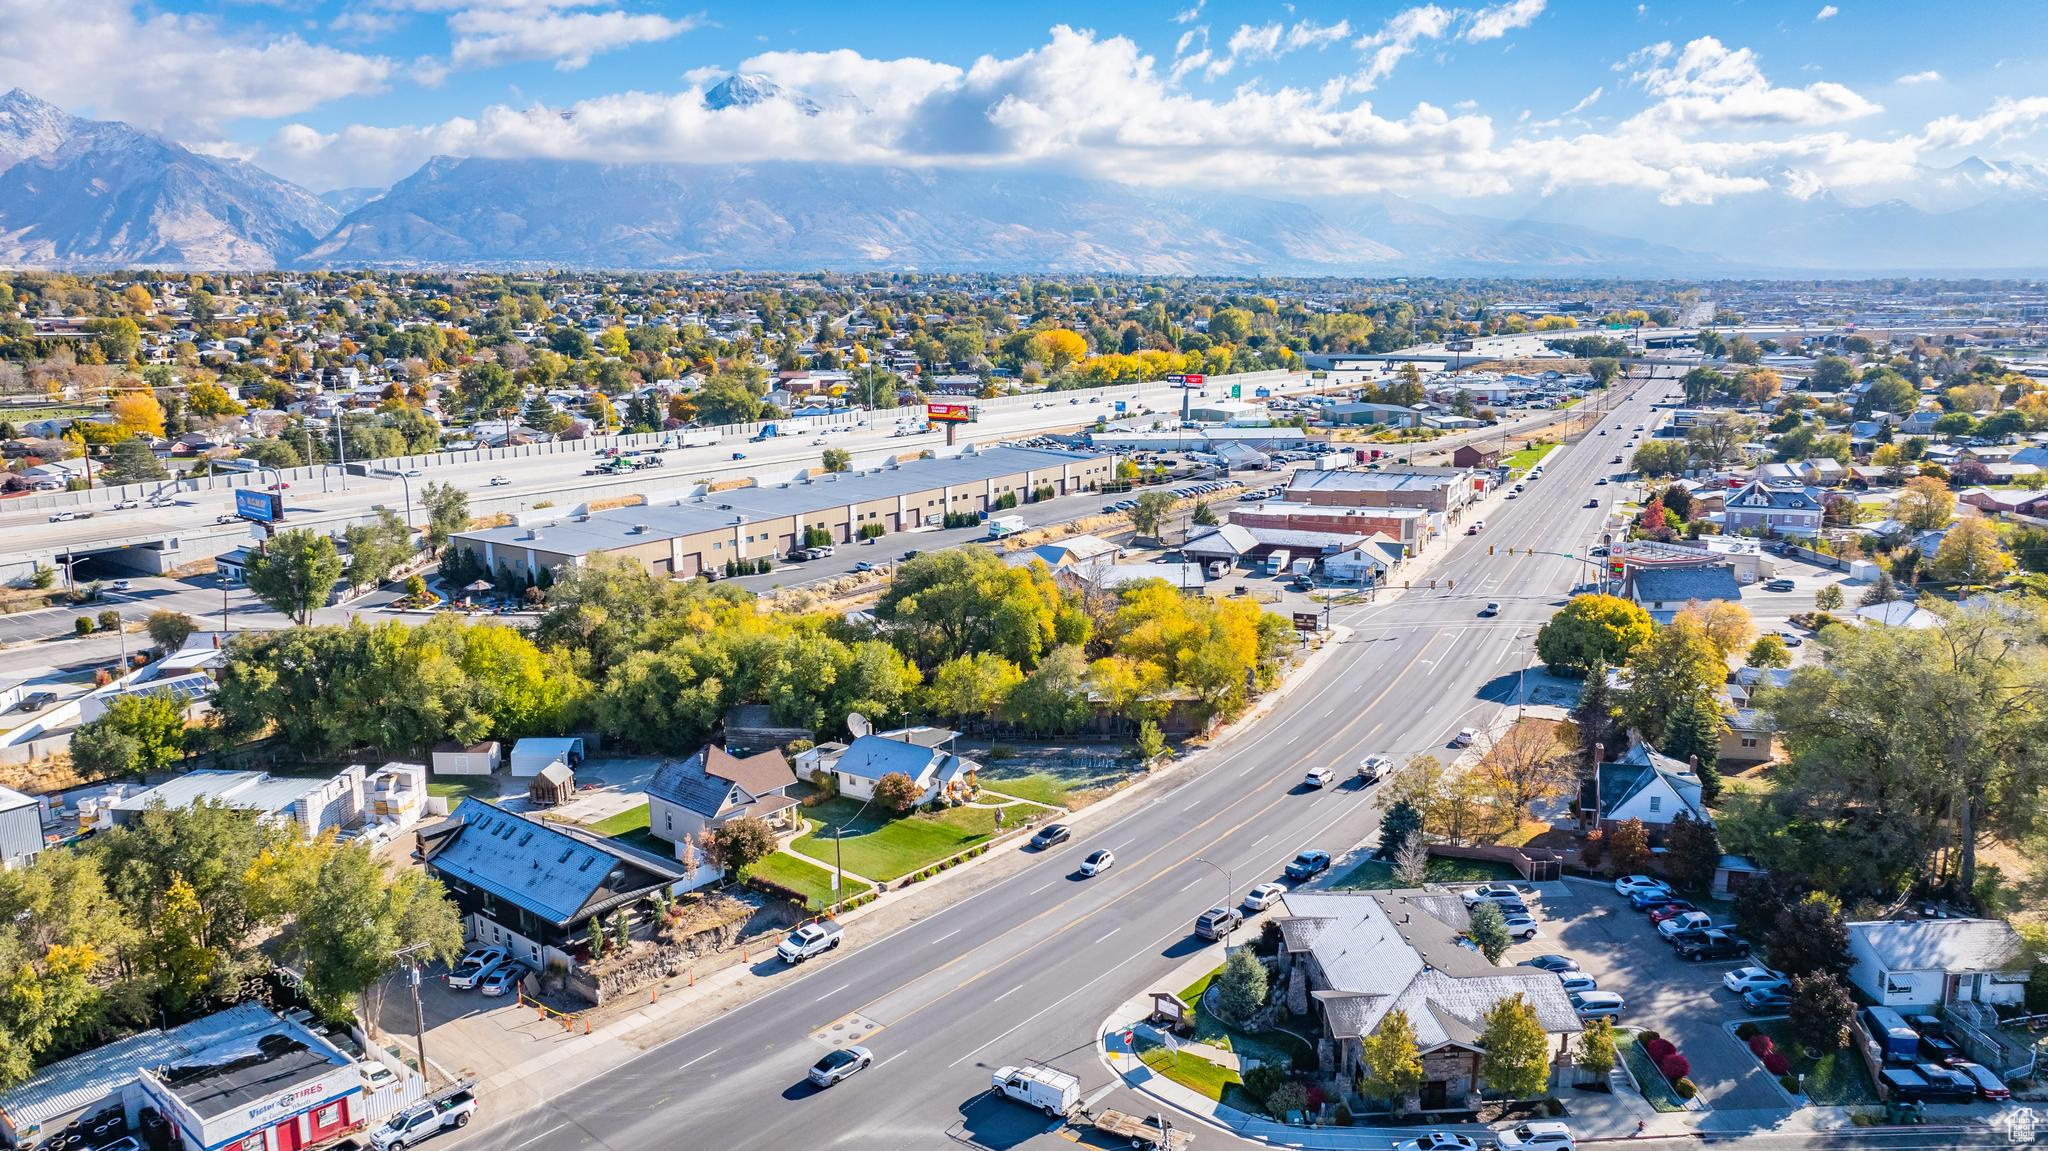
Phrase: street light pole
[
  {"left": 393, "top": 942, "right": 433, "bottom": 1084},
  {"left": 1191, "top": 855, "right": 1234, "bottom": 945}
]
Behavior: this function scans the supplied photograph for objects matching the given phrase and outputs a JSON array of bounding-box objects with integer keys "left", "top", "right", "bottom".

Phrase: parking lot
[{"left": 1498, "top": 879, "right": 1789, "bottom": 1111}]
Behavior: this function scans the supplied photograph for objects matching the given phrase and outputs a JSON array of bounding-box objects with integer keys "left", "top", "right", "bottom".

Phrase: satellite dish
[{"left": 847, "top": 712, "right": 871, "bottom": 739}]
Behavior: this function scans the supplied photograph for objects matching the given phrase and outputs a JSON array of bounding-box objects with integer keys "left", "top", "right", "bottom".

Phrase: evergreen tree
[
  {"left": 1663, "top": 695, "right": 1726, "bottom": 803},
  {"left": 1379, "top": 799, "right": 1423, "bottom": 857},
  {"left": 1571, "top": 658, "right": 1622, "bottom": 770}
]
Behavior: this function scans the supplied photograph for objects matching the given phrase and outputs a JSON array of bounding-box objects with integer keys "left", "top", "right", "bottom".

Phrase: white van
[{"left": 991, "top": 1065, "right": 1080, "bottom": 1116}]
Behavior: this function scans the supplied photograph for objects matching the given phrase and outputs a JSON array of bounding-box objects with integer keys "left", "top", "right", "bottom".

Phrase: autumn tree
[
  {"left": 1621, "top": 614, "right": 1728, "bottom": 747},
  {"left": 1536, "top": 594, "right": 1653, "bottom": 676},
  {"left": 873, "top": 771, "right": 921, "bottom": 812},
  {"left": 1663, "top": 812, "right": 1720, "bottom": 892},
  {"left": 1478, "top": 995, "right": 1552, "bottom": 1099},
  {"left": 1676, "top": 600, "right": 1754, "bottom": 661},
  {"left": 1813, "top": 583, "right": 1844, "bottom": 612},
  {"left": 1361, "top": 1008, "right": 1424, "bottom": 1111},
  {"left": 1789, "top": 971, "right": 1855, "bottom": 1052},
  {"left": 1769, "top": 892, "right": 1851, "bottom": 978},
  {"left": 1606, "top": 818, "right": 1651, "bottom": 876},
  {"left": 1476, "top": 720, "right": 1575, "bottom": 819},
  {"left": 1929, "top": 517, "right": 2010, "bottom": 583},
  {"left": 1893, "top": 475, "right": 1956, "bottom": 531},
  {"left": 110, "top": 389, "right": 166, "bottom": 438},
  {"left": 1746, "top": 634, "right": 1791, "bottom": 669},
  {"left": 1574, "top": 1018, "right": 1617, "bottom": 1083},
  {"left": 708, "top": 816, "right": 776, "bottom": 874}
]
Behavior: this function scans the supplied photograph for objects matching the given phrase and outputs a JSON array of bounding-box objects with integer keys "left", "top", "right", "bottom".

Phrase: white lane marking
[
  {"left": 1176, "top": 876, "right": 1204, "bottom": 893},
  {"left": 674, "top": 1049, "right": 720, "bottom": 1071},
  {"left": 1285, "top": 733, "right": 1299, "bottom": 745},
  {"left": 513, "top": 1124, "right": 567, "bottom": 1149},
  {"left": 1183, "top": 800, "right": 1203, "bottom": 812},
  {"left": 929, "top": 929, "right": 960, "bottom": 946},
  {"left": 1095, "top": 927, "right": 1121, "bottom": 944},
  {"left": 993, "top": 983, "right": 1025, "bottom": 1002},
  {"left": 1029, "top": 880, "right": 1057, "bottom": 895},
  {"left": 814, "top": 983, "right": 850, "bottom": 1003},
  {"left": 1250, "top": 833, "right": 1271, "bottom": 850},
  {"left": 1238, "top": 763, "right": 1259, "bottom": 777},
  {"left": 879, "top": 1051, "right": 906, "bottom": 1067}
]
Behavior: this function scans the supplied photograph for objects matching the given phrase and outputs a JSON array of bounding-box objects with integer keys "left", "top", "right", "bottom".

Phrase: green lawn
[
  {"left": 1754, "top": 1020, "right": 1877, "bottom": 1105},
  {"left": 789, "top": 798, "right": 1000, "bottom": 882},
  {"left": 977, "top": 774, "right": 1074, "bottom": 807},
  {"left": 1505, "top": 442, "right": 1559, "bottom": 475},
  {"left": 579, "top": 803, "right": 671, "bottom": 856},
  {"left": 1173, "top": 965, "right": 1318, "bottom": 1071},
  {"left": 1139, "top": 1044, "right": 1241, "bottom": 1102},
  {"left": 1331, "top": 856, "right": 1518, "bottom": 890},
  {"left": 1620, "top": 1032, "right": 1690, "bottom": 1112},
  {"left": 427, "top": 777, "right": 502, "bottom": 807},
  {"left": 745, "top": 851, "right": 872, "bottom": 910}
]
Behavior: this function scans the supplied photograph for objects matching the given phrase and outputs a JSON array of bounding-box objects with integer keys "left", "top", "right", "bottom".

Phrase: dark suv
[
  {"left": 1675, "top": 930, "right": 1750, "bottom": 962},
  {"left": 1284, "top": 850, "right": 1331, "bottom": 882}
]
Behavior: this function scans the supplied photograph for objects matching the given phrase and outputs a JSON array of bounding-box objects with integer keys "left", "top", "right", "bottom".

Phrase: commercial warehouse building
[{"left": 450, "top": 445, "right": 1113, "bottom": 581}]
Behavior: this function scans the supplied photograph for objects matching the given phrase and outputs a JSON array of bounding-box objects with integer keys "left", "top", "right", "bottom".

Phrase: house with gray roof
[
  {"left": 1847, "top": 918, "right": 2029, "bottom": 1010},
  {"left": 1273, "top": 891, "right": 1581, "bottom": 1112},
  {"left": 645, "top": 745, "right": 801, "bottom": 887},
  {"left": 1625, "top": 562, "right": 1744, "bottom": 623},
  {"left": 1577, "top": 740, "right": 1708, "bottom": 839},
  {"left": 1723, "top": 479, "right": 1824, "bottom": 537},
  {"left": 416, "top": 799, "right": 679, "bottom": 973},
  {"left": 813, "top": 728, "right": 977, "bottom": 806}
]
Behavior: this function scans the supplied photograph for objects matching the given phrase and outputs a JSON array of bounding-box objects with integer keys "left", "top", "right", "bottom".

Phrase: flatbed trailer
[{"left": 1091, "top": 1108, "right": 1194, "bottom": 1150}]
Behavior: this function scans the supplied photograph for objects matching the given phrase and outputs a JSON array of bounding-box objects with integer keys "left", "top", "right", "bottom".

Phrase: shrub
[
  {"left": 74, "top": 616, "right": 94, "bottom": 636},
  {"left": 1659, "top": 1053, "right": 1691, "bottom": 1081},
  {"left": 1241, "top": 1063, "right": 1286, "bottom": 1103},
  {"left": 97, "top": 609, "right": 121, "bottom": 631},
  {"left": 1637, "top": 1030, "right": 1661, "bottom": 1046},
  {"left": 1264, "top": 1082, "right": 1310, "bottom": 1119},
  {"left": 1747, "top": 1034, "right": 1775, "bottom": 1057},
  {"left": 1762, "top": 1051, "right": 1791, "bottom": 1076},
  {"left": 1780, "top": 1074, "right": 1801, "bottom": 1094},
  {"left": 1644, "top": 1037, "right": 1677, "bottom": 1062},
  {"left": 1734, "top": 1021, "right": 1760, "bottom": 1041},
  {"left": 1673, "top": 1077, "right": 1697, "bottom": 1100}
]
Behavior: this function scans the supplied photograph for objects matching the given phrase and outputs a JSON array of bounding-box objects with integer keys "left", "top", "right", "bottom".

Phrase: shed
[
  {"left": 528, "top": 762, "right": 576, "bottom": 807},
  {"left": 0, "top": 785, "right": 41, "bottom": 869},
  {"left": 432, "top": 740, "right": 502, "bottom": 776},
  {"left": 508, "top": 736, "right": 583, "bottom": 778}
]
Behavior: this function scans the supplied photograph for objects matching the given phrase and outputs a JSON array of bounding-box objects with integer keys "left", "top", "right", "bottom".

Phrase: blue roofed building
[
  {"left": 416, "top": 799, "right": 680, "bottom": 972},
  {"left": 645, "top": 745, "right": 801, "bottom": 888},
  {"left": 813, "top": 727, "right": 978, "bottom": 806}
]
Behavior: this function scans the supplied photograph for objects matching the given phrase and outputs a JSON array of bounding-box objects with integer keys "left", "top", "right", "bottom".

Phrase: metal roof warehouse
[{"left": 452, "top": 444, "right": 1114, "bottom": 580}]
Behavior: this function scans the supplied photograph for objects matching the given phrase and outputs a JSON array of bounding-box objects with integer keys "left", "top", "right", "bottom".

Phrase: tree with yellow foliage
[
  {"left": 1930, "top": 516, "right": 2010, "bottom": 583},
  {"left": 1031, "top": 328, "right": 1088, "bottom": 371},
  {"left": 110, "top": 389, "right": 165, "bottom": 438}
]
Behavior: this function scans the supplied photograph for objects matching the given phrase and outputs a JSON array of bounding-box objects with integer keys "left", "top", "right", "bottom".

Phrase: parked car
[
  {"left": 1302, "top": 766, "right": 1335, "bottom": 788},
  {"left": 1675, "top": 930, "right": 1751, "bottom": 962},
  {"left": 1764, "top": 578, "right": 1796, "bottom": 591},
  {"left": 1241, "top": 882, "right": 1288, "bottom": 913},
  {"left": 1494, "top": 1121, "right": 1577, "bottom": 1151},
  {"left": 16, "top": 691, "right": 57, "bottom": 712},
  {"left": 1568, "top": 991, "right": 1625, "bottom": 1022},
  {"left": 1722, "top": 966, "right": 1787, "bottom": 995},
  {"left": 1656, "top": 911, "right": 1715, "bottom": 941},
  {"left": 807, "top": 1045, "right": 873, "bottom": 1087},
  {"left": 1502, "top": 913, "right": 1540, "bottom": 940},
  {"left": 371, "top": 1092, "right": 475, "bottom": 1150},
  {"left": 1880, "top": 1065, "right": 1977, "bottom": 1104},
  {"left": 1628, "top": 887, "right": 1685, "bottom": 910},
  {"left": 109, "top": 579, "right": 131, "bottom": 591},
  {"left": 1078, "top": 849, "right": 1115, "bottom": 877},
  {"left": 777, "top": 920, "right": 844, "bottom": 964},
  {"left": 1742, "top": 986, "right": 1792, "bottom": 1014},
  {"left": 1195, "top": 905, "right": 1242, "bottom": 941},
  {"left": 1462, "top": 884, "right": 1523, "bottom": 907},
  {"left": 1644, "top": 900, "right": 1699, "bottom": 923},
  {"left": 1951, "top": 1061, "right": 2010, "bottom": 1101},
  {"left": 1613, "top": 874, "right": 1670, "bottom": 897},
  {"left": 478, "top": 962, "right": 527, "bottom": 998},
  {"left": 446, "top": 945, "right": 508, "bottom": 989},
  {"left": 1558, "top": 972, "right": 1598, "bottom": 994},
  {"left": 1030, "top": 824, "right": 1071, "bottom": 849},
  {"left": 1396, "top": 1135, "right": 1482, "bottom": 1151},
  {"left": 1284, "top": 850, "right": 1332, "bottom": 881},
  {"left": 1518, "top": 954, "right": 1579, "bottom": 973}
]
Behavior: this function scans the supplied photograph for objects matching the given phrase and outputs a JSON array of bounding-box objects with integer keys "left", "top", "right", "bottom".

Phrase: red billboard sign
[{"left": 926, "top": 403, "right": 974, "bottom": 423}]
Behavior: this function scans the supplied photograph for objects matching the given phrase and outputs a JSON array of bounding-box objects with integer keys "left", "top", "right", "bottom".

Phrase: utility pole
[{"left": 394, "top": 942, "right": 433, "bottom": 1085}]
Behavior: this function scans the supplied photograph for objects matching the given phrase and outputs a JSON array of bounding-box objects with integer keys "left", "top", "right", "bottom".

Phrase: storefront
[{"left": 137, "top": 1025, "right": 362, "bottom": 1151}]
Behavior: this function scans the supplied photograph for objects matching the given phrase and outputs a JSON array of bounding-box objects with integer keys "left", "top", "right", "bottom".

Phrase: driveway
[{"left": 1504, "top": 879, "right": 1789, "bottom": 1112}]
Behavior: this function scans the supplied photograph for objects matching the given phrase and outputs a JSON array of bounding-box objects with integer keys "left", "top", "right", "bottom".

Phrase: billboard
[
  {"left": 234, "top": 489, "right": 283, "bottom": 523},
  {"left": 926, "top": 402, "right": 974, "bottom": 423},
  {"left": 1292, "top": 612, "right": 1322, "bottom": 632},
  {"left": 1164, "top": 373, "right": 1206, "bottom": 386}
]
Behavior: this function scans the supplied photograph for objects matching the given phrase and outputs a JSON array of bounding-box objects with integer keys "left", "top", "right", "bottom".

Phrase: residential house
[
  {"left": 1578, "top": 741, "right": 1710, "bottom": 839},
  {"left": 1625, "top": 563, "right": 1743, "bottom": 623},
  {"left": 1068, "top": 562, "right": 1208, "bottom": 594},
  {"left": 1853, "top": 601, "right": 1941, "bottom": 629},
  {"left": 415, "top": 799, "right": 680, "bottom": 973},
  {"left": 814, "top": 728, "right": 977, "bottom": 806},
  {"left": 509, "top": 736, "right": 583, "bottom": 778},
  {"left": 1272, "top": 891, "right": 1581, "bottom": 1112},
  {"left": 1720, "top": 708, "right": 1778, "bottom": 767},
  {"left": 1022, "top": 534, "right": 1121, "bottom": 574},
  {"left": 1323, "top": 534, "right": 1404, "bottom": 584},
  {"left": 1450, "top": 444, "right": 1501, "bottom": 470},
  {"left": 1723, "top": 480, "right": 1824, "bottom": 536},
  {"left": 645, "top": 745, "right": 802, "bottom": 886},
  {"left": 1846, "top": 919, "right": 2029, "bottom": 1010}
]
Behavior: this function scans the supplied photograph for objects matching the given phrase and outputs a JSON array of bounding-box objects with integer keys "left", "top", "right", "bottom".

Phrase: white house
[
  {"left": 508, "top": 736, "right": 583, "bottom": 778},
  {"left": 1324, "top": 534, "right": 1403, "bottom": 584},
  {"left": 1723, "top": 480, "right": 1824, "bottom": 537},
  {"left": 1847, "top": 919, "right": 2030, "bottom": 1010},
  {"left": 1580, "top": 741, "right": 1709, "bottom": 840},
  {"left": 815, "top": 728, "right": 977, "bottom": 805}
]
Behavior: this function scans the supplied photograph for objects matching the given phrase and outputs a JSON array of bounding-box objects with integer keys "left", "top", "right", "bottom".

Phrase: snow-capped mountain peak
[
  {"left": 0, "top": 88, "right": 79, "bottom": 170},
  {"left": 702, "top": 73, "right": 822, "bottom": 117}
]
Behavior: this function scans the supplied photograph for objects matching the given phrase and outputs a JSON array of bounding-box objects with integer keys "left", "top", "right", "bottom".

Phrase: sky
[{"left": 6, "top": 0, "right": 2047, "bottom": 209}]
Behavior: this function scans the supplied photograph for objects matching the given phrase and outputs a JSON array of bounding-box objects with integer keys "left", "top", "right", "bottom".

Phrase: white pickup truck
[
  {"left": 776, "top": 919, "right": 844, "bottom": 964},
  {"left": 370, "top": 1089, "right": 475, "bottom": 1150},
  {"left": 991, "top": 1065, "right": 1081, "bottom": 1116}
]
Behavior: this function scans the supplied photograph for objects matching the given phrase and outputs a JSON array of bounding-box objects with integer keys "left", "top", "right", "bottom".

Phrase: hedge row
[{"left": 900, "top": 842, "right": 993, "bottom": 885}]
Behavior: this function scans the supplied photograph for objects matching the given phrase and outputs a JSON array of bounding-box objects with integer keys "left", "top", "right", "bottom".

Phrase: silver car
[{"left": 808, "top": 1045, "right": 873, "bottom": 1087}]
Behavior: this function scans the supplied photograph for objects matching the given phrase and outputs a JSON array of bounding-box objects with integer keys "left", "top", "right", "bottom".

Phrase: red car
[
  {"left": 267, "top": 482, "right": 290, "bottom": 490},
  {"left": 1646, "top": 901, "right": 1699, "bottom": 923}
]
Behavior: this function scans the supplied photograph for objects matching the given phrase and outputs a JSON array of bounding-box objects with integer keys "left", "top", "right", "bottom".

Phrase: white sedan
[
  {"left": 1302, "top": 766, "right": 1335, "bottom": 788},
  {"left": 1241, "top": 882, "right": 1288, "bottom": 912},
  {"left": 1078, "top": 849, "right": 1115, "bottom": 877},
  {"left": 1613, "top": 875, "right": 1670, "bottom": 897},
  {"left": 489, "top": 475, "right": 511, "bottom": 486}
]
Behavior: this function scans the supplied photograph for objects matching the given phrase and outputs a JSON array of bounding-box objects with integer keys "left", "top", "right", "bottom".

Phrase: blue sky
[{"left": 7, "top": 0, "right": 2047, "bottom": 206}]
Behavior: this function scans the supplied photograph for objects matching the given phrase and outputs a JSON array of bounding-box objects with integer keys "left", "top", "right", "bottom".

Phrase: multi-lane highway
[{"left": 437, "top": 371, "right": 1672, "bottom": 1151}]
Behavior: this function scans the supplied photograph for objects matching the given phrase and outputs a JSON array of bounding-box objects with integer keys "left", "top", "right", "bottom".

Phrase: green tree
[
  {"left": 102, "top": 437, "right": 169, "bottom": 484},
  {"left": 1128, "top": 489, "right": 1176, "bottom": 538},
  {"left": 1190, "top": 500, "right": 1219, "bottom": 527},
  {"left": 708, "top": 816, "right": 775, "bottom": 874},
  {"left": 1212, "top": 944, "right": 1268, "bottom": 1023},
  {"left": 1379, "top": 799, "right": 1423, "bottom": 857},
  {"left": 342, "top": 509, "right": 413, "bottom": 589},
  {"left": 1478, "top": 995, "right": 1552, "bottom": 1099},
  {"left": 97, "top": 693, "right": 187, "bottom": 773},
  {"left": 1662, "top": 694, "right": 1727, "bottom": 788},
  {"left": 873, "top": 771, "right": 921, "bottom": 812},
  {"left": 1360, "top": 1008, "right": 1425, "bottom": 1110},
  {"left": 1663, "top": 812, "right": 1721, "bottom": 892},
  {"left": 1466, "top": 900, "right": 1512, "bottom": 963},
  {"left": 0, "top": 851, "right": 136, "bottom": 1088},
  {"left": 1004, "top": 644, "right": 1092, "bottom": 734},
  {"left": 1574, "top": 1018, "right": 1617, "bottom": 1082},
  {"left": 694, "top": 369, "right": 768, "bottom": 425},
  {"left": 458, "top": 362, "right": 520, "bottom": 420},
  {"left": 290, "top": 843, "right": 463, "bottom": 1017},
  {"left": 1620, "top": 615, "right": 1727, "bottom": 747},
  {"left": 1571, "top": 657, "right": 1624, "bottom": 767},
  {"left": 66, "top": 719, "right": 141, "bottom": 779},
  {"left": 1788, "top": 971, "right": 1855, "bottom": 1052},
  {"left": 821, "top": 447, "right": 852, "bottom": 473},
  {"left": 1813, "top": 583, "right": 1844, "bottom": 612},
  {"left": 1809, "top": 356, "right": 1856, "bottom": 392},
  {"left": 145, "top": 609, "right": 197, "bottom": 652},
  {"left": 1746, "top": 634, "right": 1791, "bottom": 669},
  {"left": 244, "top": 528, "right": 344, "bottom": 625},
  {"left": 1536, "top": 595, "right": 1654, "bottom": 676},
  {"left": 1769, "top": 892, "right": 1851, "bottom": 978},
  {"left": 876, "top": 550, "right": 1076, "bottom": 669}
]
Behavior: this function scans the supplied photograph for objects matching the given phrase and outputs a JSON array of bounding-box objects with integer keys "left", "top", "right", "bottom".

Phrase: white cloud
[
  {"left": 1351, "top": 5, "right": 1453, "bottom": 91},
  {"left": 0, "top": 0, "right": 390, "bottom": 131},
  {"left": 1561, "top": 86, "right": 1602, "bottom": 116},
  {"left": 1465, "top": 0, "right": 1545, "bottom": 42},
  {"left": 1911, "top": 96, "right": 2048, "bottom": 152},
  {"left": 1628, "top": 36, "right": 1879, "bottom": 127},
  {"left": 1814, "top": 5, "right": 1839, "bottom": 19},
  {"left": 1206, "top": 17, "right": 1349, "bottom": 78},
  {"left": 1173, "top": 0, "right": 1203, "bottom": 24},
  {"left": 447, "top": 6, "right": 698, "bottom": 71},
  {"left": 1896, "top": 70, "right": 1941, "bottom": 85}
]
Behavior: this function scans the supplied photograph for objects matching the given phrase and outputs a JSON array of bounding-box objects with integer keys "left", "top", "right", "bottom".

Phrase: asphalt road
[{"left": 432, "top": 372, "right": 1673, "bottom": 1151}]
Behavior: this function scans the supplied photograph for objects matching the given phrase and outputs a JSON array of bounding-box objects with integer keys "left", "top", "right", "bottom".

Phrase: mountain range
[{"left": 4, "top": 85, "right": 2048, "bottom": 275}]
